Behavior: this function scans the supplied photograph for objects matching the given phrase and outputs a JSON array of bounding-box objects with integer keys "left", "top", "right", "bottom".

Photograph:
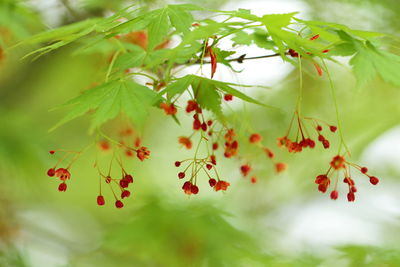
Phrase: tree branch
[{"left": 196, "top": 52, "right": 285, "bottom": 64}]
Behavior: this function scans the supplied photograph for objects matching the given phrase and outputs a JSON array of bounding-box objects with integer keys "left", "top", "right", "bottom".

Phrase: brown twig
[{"left": 196, "top": 52, "right": 285, "bottom": 64}]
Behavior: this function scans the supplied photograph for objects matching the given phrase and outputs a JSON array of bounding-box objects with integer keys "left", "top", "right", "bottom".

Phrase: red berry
[
  {"left": 330, "top": 126, "right": 337, "bottom": 133},
  {"left": 240, "top": 164, "right": 251, "bottom": 176},
  {"left": 58, "top": 183, "right": 67, "bottom": 192},
  {"left": 206, "top": 164, "right": 212, "bottom": 170},
  {"left": 191, "top": 185, "right": 199, "bottom": 194},
  {"left": 121, "top": 190, "right": 131, "bottom": 199},
  {"left": 47, "top": 168, "right": 55, "bottom": 177},
  {"left": 193, "top": 119, "right": 201, "bottom": 130},
  {"left": 318, "top": 184, "right": 328, "bottom": 193},
  {"left": 318, "top": 135, "right": 325, "bottom": 141},
  {"left": 186, "top": 100, "right": 198, "bottom": 113},
  {"left": 322, "top": 140, "right": 330, "bottom": 149},
  {"left": 182, "top": 181, "right": 191, "bottom": 190},
  {"left": 250, "top": 177, "right": 257, "bottom": 184},
  {"left": 275, "top": 162, "right": 287, "bottom": 173},
  {"left": 49, "top": 150, "right": 55, "bottom": 154},
  {"left": 209, "top": 178, "right": 217, "bottom": 187},
  {"left": 231, "top": 140, "right": 238, "bottom": 149},
  {"left": 350, "top": 186, "right": 357, "bottom": 193},
  {"left": 224, "top": 94, "right": 233, "bottom": 101},
  {"left": 99, "top": 141, "right": 110, "bottom": 151},
  {"left": 207, "top": 120, "right": 213, "bottom": 126},
  {"left": 175, "top": 161, "right": 181, "bottom": 167},
  {"left": 369, "top": 176, "right": 379, "bottom": 185},
  {"left": 106, "top": 176, "right": 112, "bottom": 184},
  {"left": 249, "top": 133, "right": 262, "bottom": 144},
  {"left": 330, "top": 190, "right": 338, "bottom": 200},
  {"left": 264, "top": 148, "right": 274, "bottom": 159},
  {"left": 201, "top": 122, "right": 207, "bottom": 131},
  {"left": 97, "top": 195, "right": 105, "bottom": 206},
  {"left": 347, "top": 192, "right": 355, "bottom": 202},
  {"left": 178, "top": 172, "right": 185, "bottom": 179},
  {"left": 316, "top": 125, "right": 323, "bottom": 131},
  {"left": 361, "top": 167, "right": 368, "bottom": 174},
  {"left": 115, "top": 200, "right": 124, "bottom": 208},
  {"left": 308, "top": 139, "right": 316, "bottom": 148},
  {"left": 212, "top": 143, "right": 218, "bottom": 150}
]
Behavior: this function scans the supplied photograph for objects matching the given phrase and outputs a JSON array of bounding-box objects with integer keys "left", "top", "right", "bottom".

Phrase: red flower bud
[
  {"left": 369, "top": 176, "right": 379, "bottom": 185},
  {"left": 47, "top": 168, "right": 55, "bottom": 177},
  {"left": 115, "top": 200, "right": 124, "bottom": 208},
  {"left": 58, "top": 183, "right": 67, "bottom": 192},
  {"left": 121, "top": 190, "right": 131, "bottom": 199},
  {"left": 209, "top": 178, "right": 217, "bottom": 187},
  {"left": 224, "top": 94, "right": 233, "bottom": 101},
  {"left": 97, "top": 195, "right": 105, "bottom": 206},
  {"left": 347, "top": 192, "right": 355, "bottom": 202},
  {"left": 249, "top": 133, "right": 262, "bottom": 143},
  {"left": 330, "top": 190, "right": 338, "bottom": 200},
  {"left": 191, "top": 185, "right": 199, "bottom": 194}
]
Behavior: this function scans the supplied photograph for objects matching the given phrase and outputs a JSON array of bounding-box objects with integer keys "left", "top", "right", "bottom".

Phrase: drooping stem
[{"left": 322, "top": 59, "right": 351, "bottom": 156}]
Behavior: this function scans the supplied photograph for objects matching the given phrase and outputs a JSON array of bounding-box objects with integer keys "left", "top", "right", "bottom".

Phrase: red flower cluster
[
  {"left": 223, "top": 128, "right": 238, "bottom": 158},
  {"left": 47, "top": 150, "right": 78, "bottom": 192},
  {"left": 315, "top": 155, "right": 380, "bottom": 202},
  {"left": 47, "top": 126, "right": 149, "bottom": 207},
  {"left": 238, "top": 133, "right": 287, "bottom": 184},
  {"left": 175, "top": 147, "right": 231, "bottom": 195},
  {"left": 116, "top": 127, "right": 147, "bottom": 159},
  {"left": 277, "top": 113, "right": 336, "bottom": 153},
  {"left": 97, "top": 171, "right": 133, "bottom": 208},
  {"left": 185, "top": 100, "right": 212, "bottom": 133}
]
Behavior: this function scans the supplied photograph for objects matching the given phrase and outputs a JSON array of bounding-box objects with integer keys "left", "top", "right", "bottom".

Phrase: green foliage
[
  {"left": 16, "top": 3, "right": 398, "bottom": 133},
  {"left": 51, "top": 79, "right": 160, "bottom": 132},
  {"left": 350, "top": 41, "right": 400, "bottom": 86},
  {"left": 71, "top": 198, "right": 270, "bottom": 267}
]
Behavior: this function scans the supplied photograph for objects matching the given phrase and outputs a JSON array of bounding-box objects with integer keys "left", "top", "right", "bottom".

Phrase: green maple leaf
[
  {"left": 146, "top": 4, "right": 202, "bottom": 50},
  {"left": 349, "top": 40, "right": 400, "bottom": 87},
  {"left": 50, "top": 79, "right": 160, "bottom": 132}
]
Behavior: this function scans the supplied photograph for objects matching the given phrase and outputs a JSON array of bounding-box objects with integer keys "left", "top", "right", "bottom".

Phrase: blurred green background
[{"left": 1, "top": 0, "right": 400, "bottom": 266}]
